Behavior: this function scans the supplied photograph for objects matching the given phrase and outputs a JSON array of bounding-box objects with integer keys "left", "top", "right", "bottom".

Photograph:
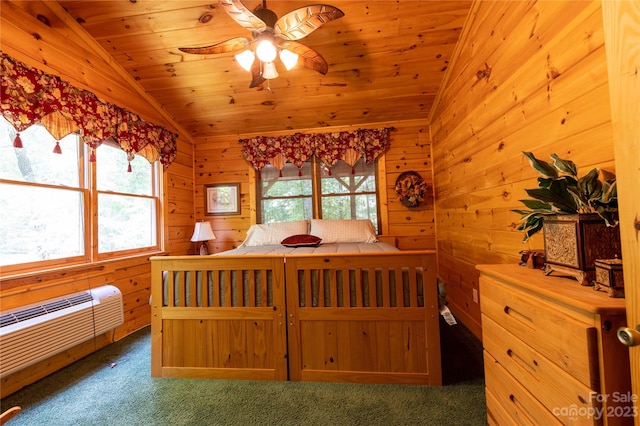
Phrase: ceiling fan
[{"left": 179, "top": 0, "right": 344, "bottom": 88}]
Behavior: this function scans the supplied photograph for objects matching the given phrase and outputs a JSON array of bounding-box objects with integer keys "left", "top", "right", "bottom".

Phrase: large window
[
  {"left": 0, "top": 116, "right": 160, "bottom": 272},
  {"left": 258, "top": 157, "right": 379, "bottom": 231},
  {"left": 96, "top": 143, "right": 158, "bottom": 254}
]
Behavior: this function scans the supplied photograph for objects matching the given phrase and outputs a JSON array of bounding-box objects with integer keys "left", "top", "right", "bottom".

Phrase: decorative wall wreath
[{"left": 395, "top": 171, "right": 429, "bottom": 208}]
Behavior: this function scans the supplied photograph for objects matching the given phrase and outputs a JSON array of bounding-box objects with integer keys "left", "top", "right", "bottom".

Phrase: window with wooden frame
[
  {"left": 257, "top": 157, "right": 380, "bottom": 232},
  {"left": 0, "top": 116, "right": 161, "bottom": 273},
  {"left": 96, "top": 142, "right": 160, "bottom": 258}
]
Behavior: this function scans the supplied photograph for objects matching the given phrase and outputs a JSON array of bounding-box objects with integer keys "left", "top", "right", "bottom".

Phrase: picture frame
[{"left": 205, "top": 183, "right": 240, "bottom": 215}]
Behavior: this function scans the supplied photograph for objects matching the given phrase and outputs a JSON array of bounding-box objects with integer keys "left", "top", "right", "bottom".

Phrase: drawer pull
[
  {"left": 504, "top": 305, "right": 533, "bottom": 324},
  {"left": 508, "top": 393, "right": 536, "bottom": 425},
  {"left": 507, "top": 348, "right": 537, "bottom": 374}
]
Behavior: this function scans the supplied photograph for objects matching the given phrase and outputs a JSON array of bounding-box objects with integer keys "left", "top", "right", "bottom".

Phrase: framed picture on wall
[{"left": 205, "top": 183, "right": 240, "bottom": 215}]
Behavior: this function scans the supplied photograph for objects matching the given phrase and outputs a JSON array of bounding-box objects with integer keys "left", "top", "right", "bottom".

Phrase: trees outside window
[
  {"left": 257, "top": 157, "right": 379, "bottom": 232},
  {"left": 0, "top": 116, "right": 160, "bottom": 272}
]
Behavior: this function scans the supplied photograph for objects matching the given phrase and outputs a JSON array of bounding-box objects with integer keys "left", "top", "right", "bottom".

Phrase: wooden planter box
[{"left": 542, "top": 213, "right": 621, "bottom": 285}]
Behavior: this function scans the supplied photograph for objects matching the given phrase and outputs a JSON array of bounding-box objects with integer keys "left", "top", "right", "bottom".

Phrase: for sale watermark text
[{"left": 552, "top": 392, "right": 638, "bottom": 421}]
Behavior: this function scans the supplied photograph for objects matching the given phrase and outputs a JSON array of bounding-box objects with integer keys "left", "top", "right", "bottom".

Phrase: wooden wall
[
  {"left": 429, "top": 0, "right": 615, "bottom": 337},
  {"left": 192, "top": 120, "right": 437, "bottom": 253},
  {"left": 0, "top": 1, "right": 195, "bottom": 395}
]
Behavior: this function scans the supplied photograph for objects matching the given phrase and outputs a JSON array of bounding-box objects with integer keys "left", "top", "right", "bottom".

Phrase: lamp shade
[
  {"left": 256, "top": 39, "right": 277, "bottom": 63},
  {"left": 262, "top": 62, "right": 279, "bottom": 80},
  {"left": 235, "top": 50, "right": 255, "bottom": 71},
  {"left": 279, "top": 49, "right": 299, "bottom": 70},
  {"left": 190, "top": 221, "right": 216, "bottom": 242}
]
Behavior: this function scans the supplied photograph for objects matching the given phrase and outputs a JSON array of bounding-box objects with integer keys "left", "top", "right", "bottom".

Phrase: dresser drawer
[
  {"left": 480, "top": 275, "right": 599, "bottom": 389},
  {"left": 483, "top": 315, "right": 600, "bottom": 425},
  {"left": 484, "top": 351, "right": 562, "bottom": 426}
]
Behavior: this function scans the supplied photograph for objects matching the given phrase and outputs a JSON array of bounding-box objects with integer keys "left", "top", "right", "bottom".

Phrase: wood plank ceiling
[{"left": 56, "top": 1, "right": 472, "bottom": 140}]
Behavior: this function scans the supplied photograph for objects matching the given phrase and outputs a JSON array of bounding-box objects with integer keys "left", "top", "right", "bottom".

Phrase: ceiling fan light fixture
[
  {"left": 179, "top": 1, "right": 345, "bottom": 88},
  {"left": 279, "top": 49, "right": 299, "bottom": 70},
  {"left": 235, "top": 50, "right": 255, "bottom": 71},
  {"left": 256, "top": 39, "right": 277, "bottom": 63},
  {"left": 262, "top": 61, "right": 279, "bottom": 80}
]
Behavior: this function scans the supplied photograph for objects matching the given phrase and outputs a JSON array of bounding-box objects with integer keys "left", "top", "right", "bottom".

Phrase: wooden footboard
[
  {"left": 150, "top": 255, "right": 288, "bottom": 380},
  {"left": 285, "top": 251, "right": 441, "bottom": 385},
  {"left": 150, "top": 250, "right": 441, "bottom": 385}
]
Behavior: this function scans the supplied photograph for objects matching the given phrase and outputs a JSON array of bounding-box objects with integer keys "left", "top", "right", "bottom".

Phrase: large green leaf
[
  {"left": 537, "top": 177, "right": 553, "bottom": 189},
  {"left": 562, "top": 176, "right": 579, "bottom": 187},
  {"left": 523, "top": 152, "right": 558, "bottom": 178},
  {"left": 526, "top": 176, "right": 579, "bottom": 212},
  {"left": 591, "top": 180, "right": 618, "bottom": 226},
  {"left": 577, "top": 168, "right": 602, "bottom": 202},
  {"left": 591, "top": 203, "right": 619, "bottom": 227},
  {"left": 522, "top": 216, "right": 544, "bottom": 242},
  {"left": 517, "top": 199, "right": 553, "bottom": 211},
  {"left": 599, "top": 180, "right": 617, "bottom": 204},
  {"left": 550, "top": 154, "right": 578, "bottom": 176}
]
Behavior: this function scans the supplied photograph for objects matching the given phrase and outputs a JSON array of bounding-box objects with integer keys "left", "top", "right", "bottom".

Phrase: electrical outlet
[{"left": 472, "top": 288, "right": 479, "bottom": 303}]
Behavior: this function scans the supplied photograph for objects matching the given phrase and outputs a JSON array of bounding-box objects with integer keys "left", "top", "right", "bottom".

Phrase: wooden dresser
[{"left": 478, "top": 264, "right": 633, "bottom": 426}]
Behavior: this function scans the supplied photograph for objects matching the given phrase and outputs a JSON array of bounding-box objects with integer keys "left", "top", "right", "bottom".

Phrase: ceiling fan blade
[
  {"left": 282, "top": 41, "right": 329, "bottom": 75},
  {"left": 179, "top": 37, "right": 250, "bottom": 55},
  {"left": 249, "top": 60, "right": 266, "bottom": 88},
  {"left": 275, "top": 5, "right": 344, "bottom": 41},
  {"left": 219, "top": 0, "right": 267, "bottom": 33}
]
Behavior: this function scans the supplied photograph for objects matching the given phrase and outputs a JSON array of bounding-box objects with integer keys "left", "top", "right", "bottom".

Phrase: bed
[{"left": 150, "top": 219, "right": 441, "bottom": 385}]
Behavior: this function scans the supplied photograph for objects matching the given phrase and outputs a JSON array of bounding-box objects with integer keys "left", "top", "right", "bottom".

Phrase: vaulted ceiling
[{"left": 55, "top": 1, "right": 472, "bottom": 139}]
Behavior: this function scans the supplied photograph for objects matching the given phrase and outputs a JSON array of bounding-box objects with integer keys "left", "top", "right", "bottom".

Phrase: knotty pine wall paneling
[
  {"left": 429, "top": 0, "right": 615, "bottom": 338},
  {"left": 383, "top": 123, "right": 436, "bottom": 250},
  {"left": 164, "top": 138, "right": 196, "bottom": 255},
  {"left": 0, "top": 0, "right": 196, "bottom": 394},
  {"left": 192, "top": 120, "right": 436, "bottom": 251},
  {"left": 193, "top": 136, "right": 253, "bottom": 253}
]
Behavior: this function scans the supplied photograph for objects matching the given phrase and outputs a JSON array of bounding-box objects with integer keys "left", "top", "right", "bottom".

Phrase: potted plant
[{"left": 513, "top": 152, "right": 621, "bottom": 284}]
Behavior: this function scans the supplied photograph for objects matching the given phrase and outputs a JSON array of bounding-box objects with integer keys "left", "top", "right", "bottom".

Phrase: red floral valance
[
  {"left": 240, "top": 128, "right": 393, "bottom": 176},
  {"left": 0, "top": 53, "right": 177, "bottom": 169}
]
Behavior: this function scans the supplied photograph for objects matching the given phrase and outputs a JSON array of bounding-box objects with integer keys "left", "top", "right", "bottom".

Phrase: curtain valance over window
[
  {"left": 240, "top": 127, "right": 393, "bottom": 176},
  {"left": 1, "top": 53, "right": 177, "bottom": 168}
]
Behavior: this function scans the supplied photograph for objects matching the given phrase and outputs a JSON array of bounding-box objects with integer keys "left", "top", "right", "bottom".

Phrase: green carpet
[{"left": 1, "top": 320, "right": 487, "bottom": 425}]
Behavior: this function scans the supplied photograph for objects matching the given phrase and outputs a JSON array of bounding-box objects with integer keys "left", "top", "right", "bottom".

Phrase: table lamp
[{"left": 190, "top": 221, "right": 216, "bottom": 255}]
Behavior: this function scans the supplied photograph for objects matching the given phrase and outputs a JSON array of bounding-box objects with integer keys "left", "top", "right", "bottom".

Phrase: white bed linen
[{"left": 215, "top": 241, "right": 399, "bottom": 256}]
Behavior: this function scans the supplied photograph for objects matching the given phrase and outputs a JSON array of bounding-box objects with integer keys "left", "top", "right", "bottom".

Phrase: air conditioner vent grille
[
  {"left": 0, "top": 314, "right": 18, "bottom": 328},
  {"left": 0, "top": 285, "right": 123, "bottom": 378},
  {"left": 0, "top": 293, "right": 94, "bottom": 329}
]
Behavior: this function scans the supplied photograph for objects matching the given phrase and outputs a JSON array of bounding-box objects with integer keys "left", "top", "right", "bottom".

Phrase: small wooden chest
[{"left": 594, "top": 258, "right": 624, "bottom": 298}]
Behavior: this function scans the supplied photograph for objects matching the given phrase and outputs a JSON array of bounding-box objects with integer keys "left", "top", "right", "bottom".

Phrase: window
[
  {"left": 259, "top": 162, "right": 313, "bottom": 223},
  {"left": 0, "top": 116, "right": 161, "bottom": 272},
  {"left": 96, "top": 143, "right": 159, "bottom": 254},
  {"left": 257, "top": 157, "right": 379, "bottom": 231}
]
